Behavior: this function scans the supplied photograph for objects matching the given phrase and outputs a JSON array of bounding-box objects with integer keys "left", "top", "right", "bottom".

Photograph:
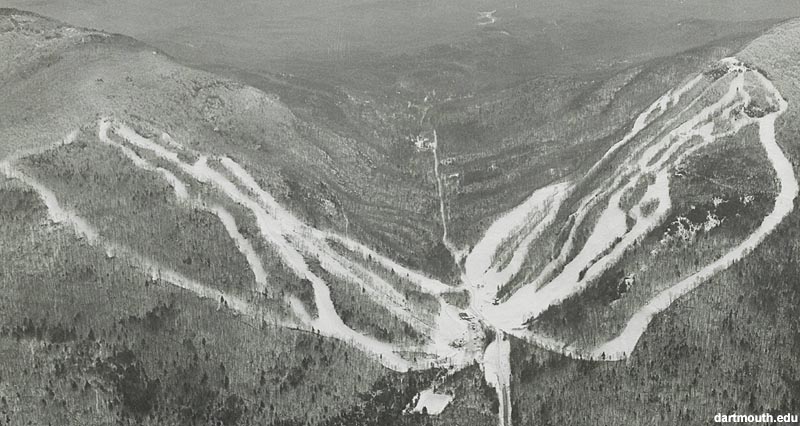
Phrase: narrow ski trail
[{"left": 432, "top": 129, "right": 467, "bottom": 263}]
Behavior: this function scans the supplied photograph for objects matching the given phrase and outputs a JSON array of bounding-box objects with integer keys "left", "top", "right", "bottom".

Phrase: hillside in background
[
  {"left": 4, "top": 0, "right": 798, "bottom": 76},
  {"left": 0, "top": 8, "right": 459, "bottom": 283}
]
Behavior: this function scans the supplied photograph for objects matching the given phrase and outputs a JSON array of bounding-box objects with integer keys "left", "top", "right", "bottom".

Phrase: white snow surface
[
  {"left": 412, "top": 389, "right": 454, "bottom": 415},
  {"left": 483, "top": 334, "right": 512, "bottom": 426}
]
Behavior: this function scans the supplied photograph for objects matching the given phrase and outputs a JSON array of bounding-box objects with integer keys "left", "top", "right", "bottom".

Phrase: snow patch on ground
[{"left": 412, "top": 389, "right": 453, "bottom": 415}]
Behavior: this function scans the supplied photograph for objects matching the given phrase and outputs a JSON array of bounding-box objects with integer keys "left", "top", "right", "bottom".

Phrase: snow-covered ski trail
[{"left": 431, "top": 129, "right": 467, "bottom": 263}]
